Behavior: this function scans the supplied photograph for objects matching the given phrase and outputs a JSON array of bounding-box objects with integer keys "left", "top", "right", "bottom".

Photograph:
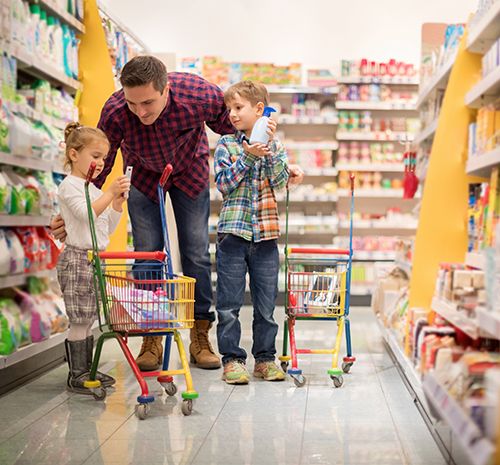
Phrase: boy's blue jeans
[
  {"left": 128, "top": 185, "right": 214, "bottom": 322},
  {"left": 216, "top": 233, "right": 279, "bottom": 365}
]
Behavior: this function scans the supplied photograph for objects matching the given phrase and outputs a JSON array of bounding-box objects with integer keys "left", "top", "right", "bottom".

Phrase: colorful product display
[
  {"left": 341, "top": 58, "right": 417, "bottom": 79},
  {"left": 337, "top": 141, "right": 403, "bottom": 165},
  {"left": 337, "top": 83, "right": 417, "bottom": 104}
]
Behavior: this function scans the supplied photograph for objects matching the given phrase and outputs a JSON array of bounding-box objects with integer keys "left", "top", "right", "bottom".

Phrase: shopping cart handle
[
  {"left": 98, "top": 251, "right": 167, "bottom": 261},
  {"left": 160, "top": 164, "right": 173, "bottom": 187},
  {"left": 287, "top": 247, "right": 350, "bottom": 255},
  {"left": 86, "top": 162, "right": 96, "bottom": 185}
]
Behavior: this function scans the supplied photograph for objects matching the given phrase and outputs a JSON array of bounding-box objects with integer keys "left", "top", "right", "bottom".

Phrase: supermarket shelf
[
  {"left": 337, "top": 76, "right": 419, "bottom": 85},
  {"left": 376, "top": 318, "right": 424, "bottom": 402},
  {"left": 465, "top": 251, "right": 485, "bottom": 270},
  {"left": 0, "top": 269, "right": 55, "bottom": 291},
  {"left": 423, "top": 372, "right": 495, "bottom": 465},
  {"left": 211, "top": 194, "right": 338, "bottom": 203},
  {"left": 267, "top": 85, "right": 338, "bottom": 94},
  {"left": 431, "top": 297, "right": 481, "bottom": 340},
  {"left": 335, "top": 101, "right": 416, "bottom": 111},
  {"left": 466, "top": 146, "right": 500, "bottom": 177},
  {"left": 467, "top": 1, "right": 500, "bottom": 54},
  {"left": 277, "top": 115, "right": 339, "bottom": 125},
  {"left": 0, "top": 152, "right": 54, "bottom": 172},
  {"left": 285, "top": 141, "right": 339, "bottom": 150},
  {"left": 339, "top": 220, "right": 417, "bottom": 231},
  {"left": 0, "top": 322, "right": 101, "bottom": 370},
  {"left": 351, "top": 285, "right": 373, "bottom": 295},
  {"left": 476, "top": 308, "right": 500, "bottom": 340},
  {"left": 336, "top": 163, "right": 405, "bottom": 172},
  {"left": 416, "top": 50, "right": 458, "bottom": 109},
  {"left": 98, "top": 1, "right": 150, "bottom": 51},
  {"left": 0, "top": 215, "right": 51, "bottom": 227},
  {"left": 465, "top": 65, "right": 500, "bottom": 108},
  {"left": 337, "top": 188, "right": 407, "bottom": 198},
  {"left": 413, "top": 118, "right": 438, "bottom": 145},
  {"left": 335, "top": 131, "right": 409, "bottom": 142},
  {"left": 9, "top": 45, "right": 82, "bottom": 94},
  {"left": 40, "top": 0, "right": 85, "bottom": 33},
  {"left": 302, "top": 167, "right": 338, "bottom": 176}
]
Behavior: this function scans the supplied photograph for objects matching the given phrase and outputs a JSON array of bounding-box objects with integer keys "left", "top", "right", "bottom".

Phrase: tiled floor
[{"left": 0, "top": 307, "right": 447, "bottom": 465}]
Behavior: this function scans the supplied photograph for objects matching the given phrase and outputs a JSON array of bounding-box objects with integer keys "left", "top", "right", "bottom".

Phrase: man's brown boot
[
  {"left": 135, "top": 336, "right": 163, "bottom": 371},
  {"left": 189, "top": 320, "right": 221, "bottom": 369}
]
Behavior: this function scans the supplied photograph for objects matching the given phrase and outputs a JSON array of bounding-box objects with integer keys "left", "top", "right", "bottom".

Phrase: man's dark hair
[{"left": 120, "top": 56, "right": 168, "bottom": 93}]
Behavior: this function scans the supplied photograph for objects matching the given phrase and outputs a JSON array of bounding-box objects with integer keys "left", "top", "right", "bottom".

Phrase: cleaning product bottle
[
  {"left": 30, "top": 3, "right": 41, "bottom": 57},
  {"left": 62, "top": 23, "right": 72, "bottom": 77},
  {"left": 52, "top": 18, "right": 63, "bottom": 72},
  {"left": 249, "top": 106, "right": 276, "bottom": 145}
]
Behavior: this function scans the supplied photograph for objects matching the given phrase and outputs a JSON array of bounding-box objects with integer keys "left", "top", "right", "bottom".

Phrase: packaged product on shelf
[
  {"left": 0, "top": 172, "right": 12, "bottom": 214},
  {"left": 0, "top": 229, "right": 10, "bottom": 275},
  {"left": 4, "top": 229, "right": 25, "bottom": 274},
  {"left": 14, "top": 287, "right": 50, "bottom": 342}
]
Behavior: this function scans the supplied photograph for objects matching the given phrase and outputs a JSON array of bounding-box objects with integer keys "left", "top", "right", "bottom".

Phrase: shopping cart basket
[
  {"left": 279, "top": 175, "right": 356, "bottom": 388},
  {"left": 83, "top": 163, "right": 198, "bottom": 419}
]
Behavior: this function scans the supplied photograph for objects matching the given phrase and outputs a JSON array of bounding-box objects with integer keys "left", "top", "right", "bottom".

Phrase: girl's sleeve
[
  {"left": 264, "top": 139, "right": 289, "bottom": 191},
  {"left": 57, "top": 182, "right": 93, "bottom": 223},
  {"left": 214, "top": 137, "right": 258, "bottom": 195},
  {"left": 108, "top": 208, "right": 122, "bottom": 235}
]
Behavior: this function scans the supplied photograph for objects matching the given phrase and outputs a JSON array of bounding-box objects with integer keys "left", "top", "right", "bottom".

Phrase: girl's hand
[
  {"left": 108, "top": 175, "right": 131, "bottom": 197},
  {"left": 112, "top": 196, "right": 125, "bottom": 212},
  {"left": 243, "top": 141, "right": 271, "bottom": 157},
  {"left": 266, "top": 118, "right": 277, "bottom": 141}
]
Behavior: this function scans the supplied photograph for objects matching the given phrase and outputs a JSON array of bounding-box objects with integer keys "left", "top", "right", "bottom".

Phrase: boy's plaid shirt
[{"left": 214, "top": 132, "right": 289, "bottom": 242}]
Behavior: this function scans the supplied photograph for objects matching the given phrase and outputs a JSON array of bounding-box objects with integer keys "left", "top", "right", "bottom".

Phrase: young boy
[{"left": 214, "top": 81, "right": 289, "bottom": 384}]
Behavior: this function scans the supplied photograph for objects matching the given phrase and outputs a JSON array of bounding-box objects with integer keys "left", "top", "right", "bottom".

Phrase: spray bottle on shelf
[{"left": 249, "top": 106, "right": 276, "bottom": 145}]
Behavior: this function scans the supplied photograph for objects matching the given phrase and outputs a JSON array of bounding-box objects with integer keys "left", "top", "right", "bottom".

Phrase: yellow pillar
[
  {"left": 78, "top": 0, "right": 127, "bottom": 252},
  {"left": 408, "top": 32, "right": 482, "bottom": 309}
]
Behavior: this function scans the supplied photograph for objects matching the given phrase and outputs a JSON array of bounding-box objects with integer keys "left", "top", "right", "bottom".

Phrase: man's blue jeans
[
  {"left": 216, "top": 233, "right": 279, "bottom": 365},
  {"left": 128, "top": 185, "right": 214, "bottom": 322}
]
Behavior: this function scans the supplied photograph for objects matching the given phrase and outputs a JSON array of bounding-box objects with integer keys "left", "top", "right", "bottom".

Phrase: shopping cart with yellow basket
[
  {"left": 83, "top": 162, "right": 198, "bottom": 419},
  {"left": 279, "top": 175, "right": 356, "bottom": 388}
]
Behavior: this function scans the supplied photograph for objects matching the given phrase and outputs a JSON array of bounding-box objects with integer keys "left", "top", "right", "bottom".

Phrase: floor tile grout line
[{"left": 187, "top": 384, "right": 236, "bottom": 465}]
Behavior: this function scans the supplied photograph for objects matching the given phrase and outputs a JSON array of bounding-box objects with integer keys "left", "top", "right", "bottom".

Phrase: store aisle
[{"left": 0, "top": 307, "right": 446, "bottom": 465}]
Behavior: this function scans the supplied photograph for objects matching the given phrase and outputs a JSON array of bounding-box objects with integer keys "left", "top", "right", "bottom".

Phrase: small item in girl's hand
[{"left": 123, "top": 166, "right": 133, "bottom": 199}]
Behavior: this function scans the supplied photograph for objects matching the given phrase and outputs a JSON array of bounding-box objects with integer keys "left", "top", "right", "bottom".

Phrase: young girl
[{"left": 57, "top": 122, "right": 130, "bottom": 394}]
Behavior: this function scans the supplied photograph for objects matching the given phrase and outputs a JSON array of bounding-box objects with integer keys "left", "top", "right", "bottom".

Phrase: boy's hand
[
  {"left": 108, "top": 175, "right": 131, "bottom": 197},
  {"left": 266, "top": 118, "right": 277, "bottom": 141},
  {"left": 289, "top": 164, "right": 305, "bottom": 186},
  {"left": 243, "top": 141, "right": 271, "bottom": 158}
]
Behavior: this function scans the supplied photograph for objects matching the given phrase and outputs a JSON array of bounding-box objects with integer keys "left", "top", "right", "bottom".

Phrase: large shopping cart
[
  {"left": 83, "top": 163, "right": 198, "bottom": 419},
  {"left": 279, "top": 175, "right": 356, "bottom": 388}
]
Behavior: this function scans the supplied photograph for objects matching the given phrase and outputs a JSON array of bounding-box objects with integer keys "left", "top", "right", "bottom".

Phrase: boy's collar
[{"left": 236, "top": 131, "right": 250, "bottom": 145}]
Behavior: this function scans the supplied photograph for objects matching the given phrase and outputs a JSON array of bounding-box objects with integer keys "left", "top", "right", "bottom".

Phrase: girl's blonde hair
[
  {"left": 63, "top": 122, "right": 109, "bottom": 171},
  {"left": 224, "top": 80, "right": 269, "bottom": 106}
]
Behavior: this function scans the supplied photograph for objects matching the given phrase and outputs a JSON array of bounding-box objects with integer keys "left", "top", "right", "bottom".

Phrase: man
[{"left": 52, "top": 55, "right": 304, "bottom": 371}]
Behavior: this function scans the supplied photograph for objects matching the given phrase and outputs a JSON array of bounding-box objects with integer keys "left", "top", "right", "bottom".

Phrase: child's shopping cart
[
  {"left": 279, "top": 175, "right": 356, "bottom": 388},
  {"left": 83, "top": 163, "right": 198, "bottom": 419}
]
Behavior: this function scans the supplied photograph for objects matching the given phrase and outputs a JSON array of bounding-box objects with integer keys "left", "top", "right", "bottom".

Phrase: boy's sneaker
[
  {"left": 222, "top": 360, "right": 250, "bottom": 385},
  {"left": 253, "top": 361, "right": 285, "bottom": 381}
]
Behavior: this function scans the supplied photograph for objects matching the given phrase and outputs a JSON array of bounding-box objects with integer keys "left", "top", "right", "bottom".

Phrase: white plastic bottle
[
  {"left": 39, "top": 9, "right": 49, "bottom": 60},
  {"left": 249, "top": 106, "right": 276, "bottom": 145},
  {"left": 52, "top": 18, "right": 63, "bottom": 72},
  {"left": 30, "top": 3, "right": 41, "bottom": 56},
  {"left": 62, "top": 24, "right": 72, "bottom": 78}
]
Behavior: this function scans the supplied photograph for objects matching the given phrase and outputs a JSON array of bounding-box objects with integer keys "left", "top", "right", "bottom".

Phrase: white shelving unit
[
  {"left": 285, "top": 141, "right": 339, "bottom": 150},
  {"left": 423, "top": 372, "right": 495, "bottom": 465},
  {"left": 266, "top": 85, "right": 338, "bottom": 94},
  {"left": 467, "top": 1, "right": 500, "bottom": 54},
  {"left": 476, "top": 308, "right": 500, "bottom": 340},
  {"left": 431, "top": 296, "right": 483, "bottom": 340},
  {"left": 465, "top": 65, "right": 500, "bottom": 108},
  {"left": 413, "top": 117, "right": 438, "bottom": 145},
  {"left": 338, "top": 76, "right": 419, "bottom": 85},
  {"left": 416, "top": 50, "right": 458, "bottom": 109},
  {"left": 0, "top": 269, "right": 55, "bottom": 291},
  {"left": 336, "top": 131, "right": 408, "bottom": 142},
  {"left": 336, "top": 101, "right": 415, "bottom": 111},
  {"left": 277, "top": 115, "right": 338, "bottom": 125},
  {"left": 336, "top": 163, "right": 404, "bottom": 172},
  {"left": 466, "top": 146, "right": 500, "bottom": 178},
  {"left": 0, "top": 215, "right": 51, "bottom": 227},
  {"left": 39, "top": 0, "right": 85, "bottom": 33},
  {"left": 337, "top": 187, "right": 407, "bottom": 198}
]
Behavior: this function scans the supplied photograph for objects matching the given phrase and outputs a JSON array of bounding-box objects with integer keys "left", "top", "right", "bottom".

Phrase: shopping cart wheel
[
  {"left": 181, "top": 399, "right": 193, "bottom": 416},
  {"left": 92, "top": 387, "right": 107, "bottom": 401},
  {"left": 292, "top": 374, "right": 306, "bottom": 387},
  {"left": 135, "top": 403, "right": 150, "bottom": 420},
  {"left": 280, "top": 361, "right": 289, "bottom": 372},
  {"left": 164, "top": 382, "right": 178, "bottom": 397},
  {"left": 331, "top": 375, "right": 343, "bottom": 388},
  {"left": 341, "top": 362, "right": 353, "bottom": 374}
]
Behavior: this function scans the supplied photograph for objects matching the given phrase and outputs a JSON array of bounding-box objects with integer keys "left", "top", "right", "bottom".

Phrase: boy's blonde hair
[
  {"left": 224, "top": 80, "right": 269, "bottom": 106},
  {"left": 63, "top": 122, "right": 109, "bottom": 171}
]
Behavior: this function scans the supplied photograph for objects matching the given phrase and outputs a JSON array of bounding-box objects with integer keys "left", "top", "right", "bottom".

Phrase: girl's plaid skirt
[{"left": 57, "top": 245, "right": 97, "bottom": 324}]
